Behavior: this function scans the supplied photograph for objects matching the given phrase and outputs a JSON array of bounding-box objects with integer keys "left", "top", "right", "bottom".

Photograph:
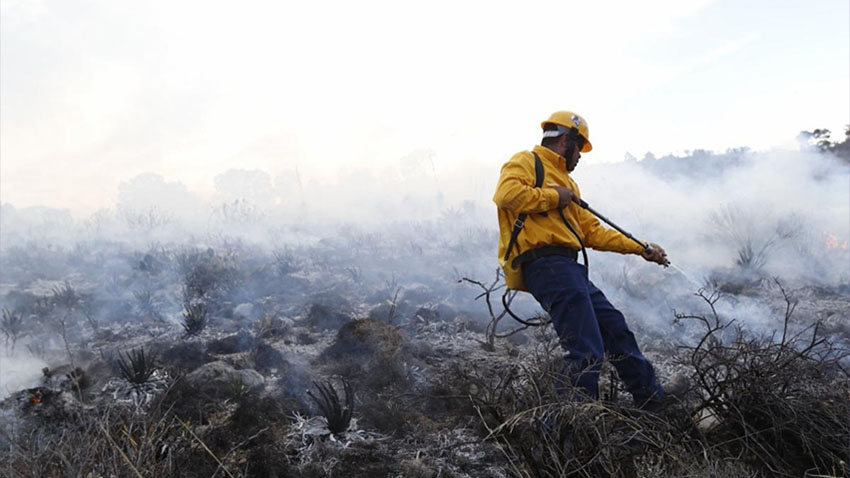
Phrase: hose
[
  {"left": 503, "top": 197, "right": 660, "bottom": 327},
  {"left": 503, "top": 205, "right": 588, "bottom": 327}
]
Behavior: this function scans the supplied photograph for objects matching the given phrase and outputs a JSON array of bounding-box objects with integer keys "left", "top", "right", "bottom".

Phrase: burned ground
[{"left": 0, "top": 216, "right": 848, "bottom": 478}]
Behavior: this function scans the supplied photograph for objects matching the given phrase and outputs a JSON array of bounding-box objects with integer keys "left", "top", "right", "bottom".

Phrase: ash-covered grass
[{"left": 0, "top": 229, "right": 847, "bottom": 478}]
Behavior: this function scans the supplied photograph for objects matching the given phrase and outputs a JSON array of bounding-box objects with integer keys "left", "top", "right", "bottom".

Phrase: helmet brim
[{"left": 541, "top": 120, "right": 592, "bottom": 153}]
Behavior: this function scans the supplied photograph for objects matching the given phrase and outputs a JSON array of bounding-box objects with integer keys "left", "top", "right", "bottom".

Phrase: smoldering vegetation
[{"left": 0, "top": 145, "right": 848, "bottom": 477}]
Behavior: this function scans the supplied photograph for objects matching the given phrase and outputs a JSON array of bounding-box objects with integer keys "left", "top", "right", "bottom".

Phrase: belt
[{"left": 511, "top": 245, "right": 578, "bottom": 269}]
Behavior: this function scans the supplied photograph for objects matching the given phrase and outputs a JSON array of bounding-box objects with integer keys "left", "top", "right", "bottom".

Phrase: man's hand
[
  {"left": 550, "top": 186, "right": 576, "bottom": 209},
  {"left": 641, "top": 242, "right": 669, "bottom": 266}
]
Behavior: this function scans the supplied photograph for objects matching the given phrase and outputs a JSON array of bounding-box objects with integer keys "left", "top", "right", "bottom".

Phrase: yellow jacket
[{"left": 493, "top": 145, "right": 645, "bottom": 291}]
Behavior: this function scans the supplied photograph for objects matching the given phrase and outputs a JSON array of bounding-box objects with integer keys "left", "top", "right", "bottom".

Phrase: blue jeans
[{"left": 523, "top": 255, "right": 663, "bottom": 404}]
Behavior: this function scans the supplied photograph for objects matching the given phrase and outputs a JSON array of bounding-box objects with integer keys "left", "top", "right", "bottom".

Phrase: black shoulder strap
[
  {"left": 533, "top": 152, "right": 544, "bottom": 188},
  {"left": 503, "top": 153, "right": 544, "bottom": 264}
]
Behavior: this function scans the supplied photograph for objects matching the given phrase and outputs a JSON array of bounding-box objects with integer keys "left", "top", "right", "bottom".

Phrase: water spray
[{"left": 667, "top": 263, "right": 703, "bottom": 289}]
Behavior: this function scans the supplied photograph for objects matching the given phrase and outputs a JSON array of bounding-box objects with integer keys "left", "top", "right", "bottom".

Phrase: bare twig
[{"left": 458, "top": 269, "right": 533, "bottom": 351}]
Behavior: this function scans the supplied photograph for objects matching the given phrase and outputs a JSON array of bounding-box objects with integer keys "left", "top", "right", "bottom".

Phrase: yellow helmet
[{"left": 541, "top": 111, "right": 592, "bottom": 152}]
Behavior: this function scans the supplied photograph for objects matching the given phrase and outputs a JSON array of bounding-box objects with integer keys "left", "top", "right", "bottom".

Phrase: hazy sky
[{"left": 1, "top": 0, "right": 848, "bottom": 216}]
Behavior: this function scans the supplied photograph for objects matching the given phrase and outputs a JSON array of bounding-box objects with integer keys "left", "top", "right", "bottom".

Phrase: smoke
[
  {"left": 4, "top": 146, "right": 846, "bottom": 277},
  {"left": 0, "top": 344, "right": 47, "bottom": 398},
  {"left": 0, "top": 145, "right": 847, "bottom": 398},
  {"left": 576, "top": 148, "right": 849, "bottom": 283}
]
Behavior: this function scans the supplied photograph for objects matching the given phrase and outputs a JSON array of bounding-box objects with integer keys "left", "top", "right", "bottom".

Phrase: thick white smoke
[
  {"left": 0, "top": 146, "right": 847, "bottom": 397},
  {"left": 9, "top": 146, "right": 845, "bottom": 276}
]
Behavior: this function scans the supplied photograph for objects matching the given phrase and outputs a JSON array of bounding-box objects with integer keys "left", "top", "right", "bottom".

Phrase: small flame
[{"left": 29, "top": 390, "right": 43, "bottom": 405}]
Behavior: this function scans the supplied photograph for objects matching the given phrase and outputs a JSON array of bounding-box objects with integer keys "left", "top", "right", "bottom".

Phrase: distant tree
[
  {"left": 833, "top": 126, "right": 850, "bottom": 162},
  {"left": 691, "top": 149, "right": 712, "bottom": 160},
  {"left": 725, "top": 146, "right": 751, "bottom": 156},
  {"left": 210, "top": 198, "right": 263, "bottom": 225},
  {"left": 798, "top": 126, "right": 850, "bottom": 163},
  {"left": 121, "top": 206, "right": 173, "bottom": 232},
  {"left": 83, "top": 208, "right": 112, "bottom": 235}
]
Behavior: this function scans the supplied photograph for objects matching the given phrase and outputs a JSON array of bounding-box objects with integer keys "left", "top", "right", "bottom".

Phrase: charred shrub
[
  {"left": 115, "top": 346, "right": 158, "bottom": 384},
  {"left": 132, "top": 288, "right": 163, "bottom": 321},
  {"left": 1, "top": 307, "right": 28, "bottom": 351},
  {"left": 252, "top": 341, "right": 289, "bottom": 373},
  {"left": 181, "top": 300, "right": 208, "bottom": 337},
  {"left": 321, "top": 318, "right": 408, "bottom": 389},
  {"left": 707, "top": 207, "right": 800, "bottom": 293},
  {"left": 307, "top": 378, "right": 354, "bottom": 434},
  {"left": 178, "top": 247, "right": 240, "bottom": 305},
  {"left": 230, "top": 394, "right": 288, "bottom": 437},
  {"left": 50, "top": 281, "right": 82, "bottom": 311},
  {"left": 255, "top": 314, "right": 293, "bottom": 340},
  {"left": 304, "top": 302, "right": 351, "bottom": 331}
]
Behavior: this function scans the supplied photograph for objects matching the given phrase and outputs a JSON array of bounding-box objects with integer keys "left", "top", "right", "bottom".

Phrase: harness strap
[{"left": 502, "top": 153, "right": 544, "bottom": 264}]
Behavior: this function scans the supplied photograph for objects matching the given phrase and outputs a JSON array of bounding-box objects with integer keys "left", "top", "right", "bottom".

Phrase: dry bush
[
  {"left": 708, "top": 206, "right": 799, "bottom": 272},
  {"left": 0, "top": 403, "right": 234, "bottom": 478},
  {"left": 474, "top": 282, "right": 849, "bottom": 478},
  {"left": 178, "top": 247, "right": 241, "bottom": 305},
  {"left": 251, "top": 341, "right": 289, "bottom": 373},
  {"left": 466, "top": 338, "right": 706, "bottom": 478},
  {"left": 674, "top": 283, "right": 850, "bottom": 477},
  {"left": 321, "top": 318, "right": 409, "bottom": 390}
]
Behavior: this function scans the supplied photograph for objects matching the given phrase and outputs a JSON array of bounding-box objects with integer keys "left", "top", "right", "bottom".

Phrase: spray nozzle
[{"left": 643, "top": 244, "right": 671, "bottom": 267}]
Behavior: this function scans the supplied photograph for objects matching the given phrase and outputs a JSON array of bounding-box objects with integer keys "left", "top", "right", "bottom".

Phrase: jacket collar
[{"left": 533, "top": 145, "right": 566, "bottom": 171}]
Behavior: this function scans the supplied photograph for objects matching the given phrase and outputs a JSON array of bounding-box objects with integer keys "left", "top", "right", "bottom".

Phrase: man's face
[{"left": 565, "top": 141, "right": 581, "bottom": 172}]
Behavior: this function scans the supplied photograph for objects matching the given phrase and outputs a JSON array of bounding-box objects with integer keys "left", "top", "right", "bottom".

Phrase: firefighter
[{"left": 493, "top": 111, "right": 669, "bottom": 407}]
